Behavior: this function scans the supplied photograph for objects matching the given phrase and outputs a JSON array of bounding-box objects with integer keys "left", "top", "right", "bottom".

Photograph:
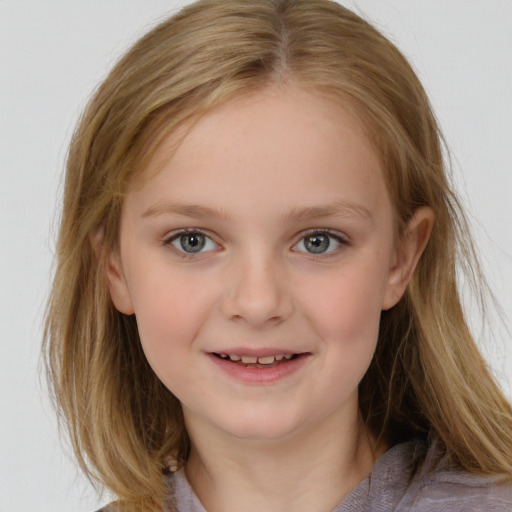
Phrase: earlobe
[
  {"left": 381, "top": 206, "right": 435, "bottom": 310},
  {"left": 89, "top": 228, "right": 135, "bottom": 315},
  {"left": 105, "top": 251, "right": 135, "bottom": 315}
]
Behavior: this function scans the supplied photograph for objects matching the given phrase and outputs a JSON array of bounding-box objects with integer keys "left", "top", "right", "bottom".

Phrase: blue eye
[
  {"left": 294, "top": 231, "right": 345, "bottom": 254},
  {"left": 168, "top": 231, "right": 218, "bottom": 254}
]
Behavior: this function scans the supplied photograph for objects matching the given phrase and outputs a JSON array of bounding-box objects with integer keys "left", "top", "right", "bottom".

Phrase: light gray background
[{"left": 1, "top": 1, "right": 511, "bottom": 510}]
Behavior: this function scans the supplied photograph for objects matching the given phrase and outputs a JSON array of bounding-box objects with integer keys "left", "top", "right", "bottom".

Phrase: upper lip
[{"left": 208, "top": 348, "right": 308, "bottom": 357}]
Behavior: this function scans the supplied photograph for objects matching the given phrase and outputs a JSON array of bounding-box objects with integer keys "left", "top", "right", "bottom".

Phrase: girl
[{"left": 44, "top": 0, "right": 512, "bottom": 511}]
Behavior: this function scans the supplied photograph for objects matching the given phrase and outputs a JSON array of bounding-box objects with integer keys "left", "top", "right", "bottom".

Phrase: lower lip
[{"left": 207, "top": 354, "right": 310, "bottom": 384}]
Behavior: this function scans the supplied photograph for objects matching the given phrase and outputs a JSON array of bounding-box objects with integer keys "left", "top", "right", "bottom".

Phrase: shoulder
[
  {"left": 93, "top": 474, "right": 181, "bottom": 512},
  {"left": 361, "top": 440, "right": 512, "bottom": 512},
  {"left": 398, "top": 467, "right": 512, "bottom": 511}
]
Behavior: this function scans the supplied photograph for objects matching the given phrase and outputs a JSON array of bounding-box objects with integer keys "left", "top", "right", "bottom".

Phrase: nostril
[{"left": 221, "top": 268, "right": 293, "bottom": 327}]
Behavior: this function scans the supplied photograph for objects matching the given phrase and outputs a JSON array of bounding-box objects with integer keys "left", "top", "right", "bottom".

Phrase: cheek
[
  {"left": 127, "top": 265, "right": 217, "bottom": 369},
  {"left": 307, "top": 266, "right": 387, "bottom": 396},
  {"left": 303, "top": 263, "right": 387, "bottom": 344}
]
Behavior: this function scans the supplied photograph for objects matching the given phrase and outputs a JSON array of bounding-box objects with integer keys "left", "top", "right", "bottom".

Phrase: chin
[{"left": 217, "top": 413, "right": 306, "bottom": 443}]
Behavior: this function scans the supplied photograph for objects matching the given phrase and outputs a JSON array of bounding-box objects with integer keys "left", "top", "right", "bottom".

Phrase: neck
[{"left": 184, "top": 408, "right": 384, "bottom": 512}]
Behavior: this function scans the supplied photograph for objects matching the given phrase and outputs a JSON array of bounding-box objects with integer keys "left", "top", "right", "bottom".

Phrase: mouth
[{"left": 212, "top": 352, "right": 305, "bottom": 369}]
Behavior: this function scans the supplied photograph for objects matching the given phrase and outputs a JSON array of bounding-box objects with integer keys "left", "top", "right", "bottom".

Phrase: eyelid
[
  {"left": 163, "top": 228, "right": 220, "bottom": 255},
  {"left": 299, "top": 228, "right": 349, "bottom": 242},
  {"left": 161, "top": 227, "right": 349, "bottom": 256},
  {"left": 163, "top": 227, "right": 207, "bottom": 243},
  {"left": 292, "top": 228, "right": 350, "bottom": 254}
]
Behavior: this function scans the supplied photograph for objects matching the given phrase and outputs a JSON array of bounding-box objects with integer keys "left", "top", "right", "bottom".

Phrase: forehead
[{"left": 125, "top": 85, "right": 390, "bottom": 222}]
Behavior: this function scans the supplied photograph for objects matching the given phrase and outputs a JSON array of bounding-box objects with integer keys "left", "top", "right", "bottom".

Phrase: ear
[
  {"left": 90, "top": 228, "right": 135, "bottom": 315},
  {"left": 381, "top": 206, "right": 434, "bottom": 310}
]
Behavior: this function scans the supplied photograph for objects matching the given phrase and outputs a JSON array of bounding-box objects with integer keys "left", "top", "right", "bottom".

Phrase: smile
[
  {"left": 208, "top": 351, "right": 310, "bottom": 384},
  {"left": 213, "top": 352, "right": 301, "bottom": 368}
]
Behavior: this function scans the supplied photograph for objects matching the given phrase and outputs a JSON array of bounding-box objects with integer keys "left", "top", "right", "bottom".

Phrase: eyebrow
[
  {"left": 284, "top": 202, "right": 373, "bottom": 221},
  {"left": 142, "top": 203, "right": 232, "bottom": 220},
  {"left": 141, "top": 201, "right": 372, "bottom": 222}
]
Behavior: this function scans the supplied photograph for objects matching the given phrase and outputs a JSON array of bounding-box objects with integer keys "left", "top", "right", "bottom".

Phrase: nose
[{"left": 221, "top": 249, "right": 293, "bottom": 327}]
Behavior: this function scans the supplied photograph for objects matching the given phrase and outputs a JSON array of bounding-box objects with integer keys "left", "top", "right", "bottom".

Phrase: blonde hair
[{"left": 44, "top": 0, "right": 512, "bottom": 509}]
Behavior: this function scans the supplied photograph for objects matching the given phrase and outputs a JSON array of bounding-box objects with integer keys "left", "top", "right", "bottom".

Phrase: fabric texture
[
  {"left": 164, "top": 440, "right": 512, "bottom": 512},
  {"left": 98, "top": 440, "right": 512, "bottom": 511}
]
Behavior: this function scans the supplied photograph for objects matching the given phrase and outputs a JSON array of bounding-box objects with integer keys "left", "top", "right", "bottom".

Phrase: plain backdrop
[{"left": 1, "top": 1, "right": 511, "bottom": 510}]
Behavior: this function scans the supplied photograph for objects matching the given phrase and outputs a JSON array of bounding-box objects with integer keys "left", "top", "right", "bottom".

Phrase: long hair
[{"left": 44, "top": 0, "right": 512, "bottom": 509}]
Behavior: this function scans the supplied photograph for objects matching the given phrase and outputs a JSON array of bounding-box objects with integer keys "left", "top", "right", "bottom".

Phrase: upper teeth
[{"left": 218, "top": 354, "right": 293, "bottom": 364}]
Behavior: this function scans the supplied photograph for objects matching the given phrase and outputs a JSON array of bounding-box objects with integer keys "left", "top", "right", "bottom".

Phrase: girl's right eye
[{"left": 166, "top": 231, "right": 219, "bottom": 254}]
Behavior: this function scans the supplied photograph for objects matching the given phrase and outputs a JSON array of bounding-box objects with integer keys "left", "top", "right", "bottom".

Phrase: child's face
[{"left": 108, "top": 86, "right": 410, "bottom": 443}]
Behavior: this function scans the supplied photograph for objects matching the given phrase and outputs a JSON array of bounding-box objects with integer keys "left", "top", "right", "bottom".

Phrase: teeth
[
  {"left": 257, "top": 355, "right": 275, "bottom": 364},
  {"left": 220, "top": 353, "right": 295, "bottom": 364}
]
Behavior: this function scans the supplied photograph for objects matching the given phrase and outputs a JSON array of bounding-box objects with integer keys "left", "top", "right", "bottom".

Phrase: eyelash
[
  {"left": 292, "top": 229, "right": 349, "bottom": 256},
  {"left": 163, "top": 228, "right": 219, "bottom": 257},
  {"left": 163, "top": 228, "right": 349, "bottom": 257}
]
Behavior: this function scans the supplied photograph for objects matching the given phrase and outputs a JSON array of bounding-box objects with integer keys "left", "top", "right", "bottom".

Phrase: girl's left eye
[
  {"left": 293, "top": 231, "right": 346, "bottom": 255},
  {"left": 167, "top": 231, "right": 219, "bottom": 254}
]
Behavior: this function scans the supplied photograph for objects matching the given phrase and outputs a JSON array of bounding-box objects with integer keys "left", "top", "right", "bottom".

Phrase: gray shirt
[{"left": 167, "top": 441, "right": 512, "bottom": 511}]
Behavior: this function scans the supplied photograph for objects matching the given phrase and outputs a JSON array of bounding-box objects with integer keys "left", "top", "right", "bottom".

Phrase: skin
[{"left": 106, "top": 86, "right": 433, "bottom": 512}]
